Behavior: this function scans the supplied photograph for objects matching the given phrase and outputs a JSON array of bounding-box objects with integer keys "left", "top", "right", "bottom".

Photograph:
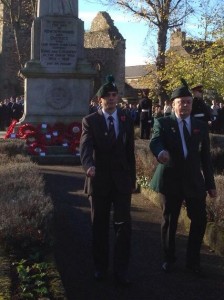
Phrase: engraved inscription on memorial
[
  {"left": 40, "top": 19, "right": 77, "bottom": 68},
  {"left": 46, "top": 87, "right": 72, "bottom": 109}
]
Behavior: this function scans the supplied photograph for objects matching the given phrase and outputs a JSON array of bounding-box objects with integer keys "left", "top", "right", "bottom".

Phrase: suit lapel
[
  {"left": 117, "top": 110, "right": 127, "bottom": 145},
  {"left": 97, "top": 109, "right": 108, "bottom": 133},
  {"left": 117, "top": 110, "right": 123, "bottom": 140},
  {"left": 190, "top": 116, "right": 202, "bottom": 144},
  {"left": 96, "top": 110, "right": 113, "bottom": 147}
]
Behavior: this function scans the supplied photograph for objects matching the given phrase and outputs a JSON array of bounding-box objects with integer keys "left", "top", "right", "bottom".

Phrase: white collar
[
  {"left": 176, "top": 114, "right": 191, "bottom": 125},
  {"left": 102, "top": 109, "right": 118, "bottom": 120}
]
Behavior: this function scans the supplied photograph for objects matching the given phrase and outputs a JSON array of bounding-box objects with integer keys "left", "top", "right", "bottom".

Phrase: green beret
[
  {"left": 96, "top": 75, "right": 118, "bottom": 98},
  {"left": 191, "top": 84, "right": 203, "bottom": 91},
  {"left": 171, "top": 86, "right": 192, "bottom": 100}
]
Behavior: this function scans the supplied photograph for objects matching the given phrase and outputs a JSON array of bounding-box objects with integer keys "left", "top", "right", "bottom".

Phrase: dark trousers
[
  {"left": 89, "top": 189, "right": 132, "bottom": 275},
  {"left": 140, "top": 119, "right": 151, "bottom": 139},
  {"left": 160, "top": 194, "right": 207, "bottom": 266}
]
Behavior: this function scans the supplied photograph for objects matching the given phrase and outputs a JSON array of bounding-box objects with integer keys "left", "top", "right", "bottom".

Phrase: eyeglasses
[{"left": 176, "top": 99, "right": 192, "bottom": 105}]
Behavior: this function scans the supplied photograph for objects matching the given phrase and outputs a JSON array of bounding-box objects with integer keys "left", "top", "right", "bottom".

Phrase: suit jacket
[
  {"left": 80, "top": 109, "right": 136, "bottom": 196},
  {"left": 149, "top": 114, "right": 215, "bottom": 198}
]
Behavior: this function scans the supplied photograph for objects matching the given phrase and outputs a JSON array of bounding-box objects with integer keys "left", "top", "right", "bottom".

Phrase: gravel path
[{"left": 40, "top": 165, "right": 224, "bottom": 300}]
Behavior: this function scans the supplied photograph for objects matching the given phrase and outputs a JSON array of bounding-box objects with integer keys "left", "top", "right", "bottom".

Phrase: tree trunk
[
  {"left": 9, "top": 3, "right": 23, "bottom": 69},
  {"left": 156, "top": 23, "right": 169, "bottom": 105}
]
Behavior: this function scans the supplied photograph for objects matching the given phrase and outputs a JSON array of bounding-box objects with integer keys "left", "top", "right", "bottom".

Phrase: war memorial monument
[{"left": 20, "top": 0, "right": 95, "bottom": 125}]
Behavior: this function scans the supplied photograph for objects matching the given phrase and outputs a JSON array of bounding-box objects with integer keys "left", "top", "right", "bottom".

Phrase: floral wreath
[
  {"left": 51, "top": 122, "right": 67, "bottom": 136},
  {"left": 36, "top": 123, "right": 52, "bottom": 134},
  {"left": 67, "top": 122, "right": 82, "bottom": 139},
  {"left": 69, "top": 139, "right": 80, "bottom": 154},
  {"left": 27, "top": 142, "right": 47, "bottom": 156},
  {"left": 4, "top": 120, "right": 18, "bottom": 139},
  {"left": 25, "top": 132, "right": 42, "bottom": 145},
  {"left": 18, "top": 123, "right": 37, "bottom": 139},
  {"left": 5, "top": 120, "right": 82, "bottom": 156}
]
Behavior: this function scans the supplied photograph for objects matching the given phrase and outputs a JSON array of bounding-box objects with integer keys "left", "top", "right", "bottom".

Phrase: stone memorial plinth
[{"left": 20, "top": 0, "right": 95, "bottom": 125}]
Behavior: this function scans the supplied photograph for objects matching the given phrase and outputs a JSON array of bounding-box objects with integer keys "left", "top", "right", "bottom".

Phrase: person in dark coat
[
  {"left": 89, "top": 96, "right": 100, "bottom": 114},
  {"left": 149, "top": 82, "right": 216, "bottom": 275},
  {"left": 138, "top": 91, "right": 152, "bottom": 139},
  {"left": 216, "top": 102, "right": 224, "bottom": 134},
  {"left": 80, "top": 75, "right": 136, "bottom": 286},
  {"left": 191, "top": 84, "right": 212, "bottom": 124},
  {"left": 11, "top": 97, "right": 24, "bottom": 121},
  {"left": 2, "top": 99, "right": 11, "bottom": 129}
]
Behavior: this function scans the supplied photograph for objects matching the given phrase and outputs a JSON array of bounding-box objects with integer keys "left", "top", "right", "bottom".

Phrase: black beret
[
  {"left": 96, "top": 75, "right": 118, "bottom": 98},
  {"left": 171, "top": 85, "right": 192, "bottom": 101},
  {"left": 191, "top": 84, "right": 203, "bottom": 91}
]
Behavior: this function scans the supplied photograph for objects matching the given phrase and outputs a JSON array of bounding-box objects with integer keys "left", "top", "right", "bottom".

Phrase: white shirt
[{"left": 102, "top": 109, "right": 119, "bottom": 137}]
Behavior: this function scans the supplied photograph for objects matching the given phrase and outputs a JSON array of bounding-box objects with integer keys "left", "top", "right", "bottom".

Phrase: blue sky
[{"left": 79, "top": 0, "right": 150, "bottom": 66}]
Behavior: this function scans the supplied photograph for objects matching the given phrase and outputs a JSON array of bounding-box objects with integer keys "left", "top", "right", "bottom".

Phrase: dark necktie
[
  {"left": 182, "top": 119, "right": 191, "bottom": 152},
  {"left": 108, "top": 116, "right": 116, "bottom": 144}
]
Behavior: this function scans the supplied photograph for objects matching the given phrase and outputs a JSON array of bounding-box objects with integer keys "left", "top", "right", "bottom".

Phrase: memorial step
[
  {"left": 30, "top": 154, "right": 81, "bottom": 165},
  {"left": 26, "top": 144, "right": 81, "bottom": 165}
]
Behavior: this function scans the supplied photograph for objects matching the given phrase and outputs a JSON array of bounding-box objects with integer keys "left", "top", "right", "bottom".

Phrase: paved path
[{"left": 40, "top": 165, "right": 224, "bottom": 300}]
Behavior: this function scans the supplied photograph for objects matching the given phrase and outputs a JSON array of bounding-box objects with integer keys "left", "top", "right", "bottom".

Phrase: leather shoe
[
  {"left": 162, "top": 262, "right": 173, "bottom": 273},
  {"left": 94, "top": 270, "right": 106, "bottom": 281},
  {"left": 114, "top": 274, "right": 132, "bottom": 287}
]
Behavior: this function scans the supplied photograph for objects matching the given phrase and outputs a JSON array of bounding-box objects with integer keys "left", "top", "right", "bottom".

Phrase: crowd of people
[
  {"left": 89, "top": 85, "right": 224, "bottom": 140},
  {"left": 0, "top": 96, "right": 24, "bottom": 130}
]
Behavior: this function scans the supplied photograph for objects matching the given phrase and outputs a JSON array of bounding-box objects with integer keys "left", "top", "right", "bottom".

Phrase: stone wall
[
  {"left": 170, "top": 28, "right": 186, "bottom": 47},
  {"left": 83, "top": 11, "right": 125, "bottom": 99}
]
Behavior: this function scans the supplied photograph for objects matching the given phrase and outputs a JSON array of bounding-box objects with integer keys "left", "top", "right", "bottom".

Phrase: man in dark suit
[
  {"left": 80, "top": 75, "right": 136, "bottom": 286},
  {"left": 149, "top": 83, "right": 216, "bottom": 275}
]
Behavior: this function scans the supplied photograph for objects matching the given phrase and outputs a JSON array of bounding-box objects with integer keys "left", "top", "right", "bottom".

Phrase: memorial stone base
[{"left": 19, "top": 75, "right": 92, "bottom": 125}]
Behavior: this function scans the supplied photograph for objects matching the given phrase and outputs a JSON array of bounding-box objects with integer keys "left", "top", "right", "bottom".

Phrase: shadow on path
[{"left": 40, "top": 165, "right": 224, "bottom": 300}]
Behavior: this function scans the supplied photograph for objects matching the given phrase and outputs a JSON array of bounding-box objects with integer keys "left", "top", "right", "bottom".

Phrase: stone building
[
  {"left": 84, "top": 11, "right": 125, "bottom": 99},
  {"left": 125, "top": 65, "right": 155, "bottom": 101},
  {"left": 0, "top": 5, "right": 125, "bottom": 101}
]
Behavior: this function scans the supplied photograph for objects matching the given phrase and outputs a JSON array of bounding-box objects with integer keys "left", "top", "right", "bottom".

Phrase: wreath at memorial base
[
  {"left": 25, "top": 132, "right": 43, "bottom": 145},
  {"left": 4, "top": 120, "right": 18, "bottom": 139},
  {"left": 67, "top": 121, "right": 82, "bottom": 139},
  {"left": 27, "top": 142, "right": 47, "bottom": 156},
  {"left": 18, "top": 124, "right": 37, "bottom": 139},
  {"left": 4, "top": 121, "right": 81, "bottom": 156}
]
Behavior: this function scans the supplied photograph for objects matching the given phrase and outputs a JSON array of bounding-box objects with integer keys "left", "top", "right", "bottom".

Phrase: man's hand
[
  {"left": 87, "top": 166, "right": 96, "bottom": 178},
  {"left": 158, "top": 150, "right": 170, "bottom": 164},
  {"left": 208, "top": 189, "right": 217, "bottom": 198}
]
